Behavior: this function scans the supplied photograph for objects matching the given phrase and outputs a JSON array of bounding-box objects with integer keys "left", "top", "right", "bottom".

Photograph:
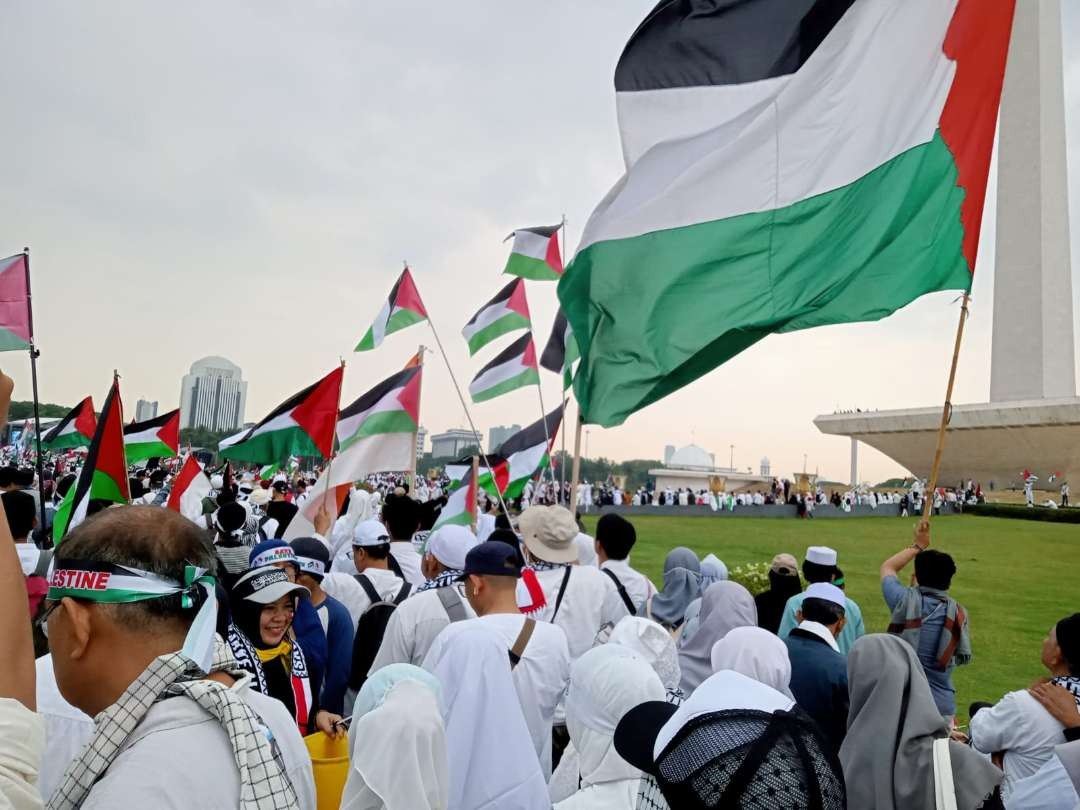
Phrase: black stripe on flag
[
  {"left": 42, "top": 398, "right": 87, "bottom": 444},
  {"left": 339, "top": 366, "right": 419, "bottom": 420},
  {"left": 540, "top": 311, "right": 569, "bottom": 374},
  {"left": 505, "top": 224, "right": 561, "bottom": 241},
  {"left": 465, "top": 279, "right": 519, "bottom": 329},
  {"left": 615, "top": 0, "right": 856, "bottom": 91},
  {"left": 230, "top": 376, "right": 327, "bottom": 444},
  {"left": 123, "top": 409, "right": 177, "bottom": 435},
  {"left": 495, "top": 403, "right": 564, "bottom": 456},
  {"left": 474, "top": 332, "right": 532, "bottom": 378},
  {"left": 58, "top": 382, "right": 121, "bottom": 539}
]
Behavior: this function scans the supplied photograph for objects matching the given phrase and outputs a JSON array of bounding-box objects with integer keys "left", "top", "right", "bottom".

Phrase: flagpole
[
  {"left": 921, "top": 294, "right": 971, "bottom": 528},
  {"left": 531, "top": 335, "right": 557, "bottom": 488},
  {"left": 409, "top": 345, "right": 425, "bottom": 493},
  {"left": 22, "top": 248, "right": 47, "bottom": 538},
  {"left": 470, "top": 454, "right": 479, "bottom": 533},
  {"left": 558, "top": 214, "right": 568, "bottom": 506},
  {"left": 425, "top": 318, "right": 515, "bottom": 524},
  {"left": 570, "top": 410, "right": 583, "bottom": 512}
]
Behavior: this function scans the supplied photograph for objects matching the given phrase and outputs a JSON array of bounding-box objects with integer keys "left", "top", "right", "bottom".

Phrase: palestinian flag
[
  {"left": 462, "top": 279, "right": 531, "bottom": 356},
  {"left": 41, "top": 397, "right": 96, "bottom": 451},
  {"left": 219, "top": 367, "right": 343, "bottom": 463},
  {"left": 504, "top": 225, "right": 564, "bottom": 281},
  {"left": 468, "top": 333, "right": 540, "bottom": 403},
  {"left": 560, "top": 0, "right": 1015, "bottom": 427},
  {"left": 355, "top": 268, "right": 428, "bottom": 351},
  {"left": 446, "top": 453, "right": 505, "bottom": 497},
  {"left": 432, "top": 466, "right": 477, "bottom": 530},
  {"left": 492, "top": 404, "right": 564, "bottom": 499},
  {"left": 540, "top": 310, "right": 580, "bottom": 391},
  {"left": 123, "top": 409, "right": 180, "bottom": 463},
  {"left": 283, "top": 364, "right": 422, "bottom": 539},
  {"left": 53, "top": 380, "right": 129, "bottom": 542},
  {"left": 167, "top": 454, "right": 212, "bottom": 524},
  {"left": 0, "top": 254, "right": 31, "bottom": 352}
]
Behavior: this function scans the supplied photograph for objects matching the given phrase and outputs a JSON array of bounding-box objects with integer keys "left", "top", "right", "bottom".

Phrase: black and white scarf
[
  {"left": 1051, "top": 675, "right": 1080, "bottom": 707},
  {"left": 416, "top": 569, "right": 464, "bottom": 593},
  {"left": 227, "top": 623, "right": 269, "bottom": 695}
]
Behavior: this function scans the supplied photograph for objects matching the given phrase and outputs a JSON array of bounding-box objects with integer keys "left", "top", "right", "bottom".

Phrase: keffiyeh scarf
[
  {"left": 416, "top": 569, "right": 464, "bottom": 593},
  {"left": 1051, "top": 675, "right": 1080, "bottom": 707},
  {"left": 48, "top": 637, "right": 297, "bottom": 810},
  {"left": 227, "top": 623, "right": 269, "bottom": 695},
  {"left": 887, "top": 585, "right": 972, "bottom": 670}
]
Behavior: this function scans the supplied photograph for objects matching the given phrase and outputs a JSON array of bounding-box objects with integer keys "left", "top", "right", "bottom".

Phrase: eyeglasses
[{"left": 35, "top": 600, "right": 63, "bottom": 638}]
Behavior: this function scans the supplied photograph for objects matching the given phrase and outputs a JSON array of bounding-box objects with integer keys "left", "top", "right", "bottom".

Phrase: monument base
[{"left": 814, "top": 398, "right": 1080, "bottom": 488}]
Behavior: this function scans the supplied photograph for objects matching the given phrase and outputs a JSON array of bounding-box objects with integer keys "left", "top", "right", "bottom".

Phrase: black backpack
[{"left": 349, "top": 574, "right": 412, "bottom": 691}]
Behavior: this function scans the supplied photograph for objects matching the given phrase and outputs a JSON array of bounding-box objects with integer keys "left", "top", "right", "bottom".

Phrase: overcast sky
[{"left": 2, "top": 1, "right": 1077, "bottom": 483}]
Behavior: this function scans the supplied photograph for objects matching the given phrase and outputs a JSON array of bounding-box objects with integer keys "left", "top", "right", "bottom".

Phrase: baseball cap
[
  {"left": 250, "top": 539, "right": 298, "bottom": 570},
  {"left": 353, "top": 519, "right": 391, "bottom": 548},
  {"left": 290, "top": 537, "right": 330, "bottom": 580},
  {"left": 232, "top": 566, "right": 309, "bottom": 605},
  {"left": 770, "top": 553, "right": 799, "bottom": 576},
  {"left": 804, "top": 582, "right": 846, "bottom": 608},
  {"left": 426, "top": 524, "right": 477, "bottom": 571},
  {"left": 518, "top": 505, "right": 578, "bottom": 564},
  {"left": 460, "top": 541, "right": 523, "bottom": 579}
]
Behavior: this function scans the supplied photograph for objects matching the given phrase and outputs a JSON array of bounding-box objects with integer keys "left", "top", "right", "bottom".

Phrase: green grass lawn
[{"left": 580, "top": 513, "right": 1079, "bottom": 717}]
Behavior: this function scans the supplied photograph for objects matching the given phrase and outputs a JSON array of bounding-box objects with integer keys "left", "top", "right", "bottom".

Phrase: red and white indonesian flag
[
  {"left": 167, "top": 455, "right": 213, "bottom": 524},
  {"left": 284, "top": 363, "right": 422, "bottom": 539}
]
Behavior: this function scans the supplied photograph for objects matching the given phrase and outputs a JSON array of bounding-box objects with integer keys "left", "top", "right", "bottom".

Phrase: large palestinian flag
[
  {"left": 504, "top": 225, "right": 564, "bottom": 281},
  {"left": 468, "top": 333, "right": 540, "bottom": 403},
  {"left": 355, "top": 268, "right": 429, "bottom": 351},
  {"left": 219, "top": 367, "right": 343, "bottom": 463},
  {"left": 123, "top": 409, "right": 180, "bottom": 463},
  {"left": 0, "top": 254, "right": 31, "bottom": 352},
  {"left": 462, "top": 279, "right": 531, "bottom": 356},
  {"left": 54, "top": 380, "right": 129, "bottom": 542},
  {"left": 284, "top": 363, "right": 422, "bottom": 539},
  {"left": 540, "top": 310, "right": 580, "bottom": 391},
  {"left": 559, "top": 0, "right": 1015, "bottom": 427},
  {"left": 41, "top": 397, "right": 96, "bottom": 451},
  {"left": 492, "top": 403, "right": 564, "bottom": 499}
]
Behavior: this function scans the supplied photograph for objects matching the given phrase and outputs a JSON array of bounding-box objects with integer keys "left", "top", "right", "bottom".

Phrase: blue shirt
[
  {"left": 314, "top": 594, "right": 355, "bottom": 716},
  {"left": 777, "top": 592, "right": 864, "bottom": 655},
  {"left": 881, "top": 575, "right": 957, "bottom": 717}
]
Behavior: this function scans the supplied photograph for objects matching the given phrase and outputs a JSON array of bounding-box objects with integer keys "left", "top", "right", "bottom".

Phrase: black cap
[
  {"left": 272, "top": 480, "right": 289, "bottom": 494},
  {"left": 290, "top": 537, "right": 331, "bottom": 580},
  {"left": 459, "top": 541, "right": 523, "bottom": 579},
  {"left": 613, "top": 701, "right": 678, "bottom": 775}
]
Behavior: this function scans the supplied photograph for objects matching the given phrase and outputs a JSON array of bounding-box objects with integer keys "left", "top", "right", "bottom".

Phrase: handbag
[{"left": 933, "top": 738, "right": 959, "bottom": 810}]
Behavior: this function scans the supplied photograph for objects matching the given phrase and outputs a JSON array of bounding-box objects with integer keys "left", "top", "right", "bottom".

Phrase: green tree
[{"left": 7, "top": 401, "right": 73, "bottom": 420}]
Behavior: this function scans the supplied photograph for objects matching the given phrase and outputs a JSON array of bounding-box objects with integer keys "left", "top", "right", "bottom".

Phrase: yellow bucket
[{"left": 304, "top": 731, "right": 350, "bottom": 810}]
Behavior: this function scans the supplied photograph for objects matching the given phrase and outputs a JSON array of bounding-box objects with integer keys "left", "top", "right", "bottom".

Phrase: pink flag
[{"left": 0, "top": 254, "right": 31, "bottom": 352}]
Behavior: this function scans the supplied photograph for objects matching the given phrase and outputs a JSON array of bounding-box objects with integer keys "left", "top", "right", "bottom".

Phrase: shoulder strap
[
  {"left": 394, "top": 582, "right": 412, "bottom": 604},
  {"left": 932, "top": 738, "right": 958, "bottom": 810},
  {"left": 386, "top": 550, "right": 404, "bottom": 578},
  {"left": 550, "top": 566, "right": 572, "bottom": 622},
  {"left": 436, "top": 586, "right": 468, "bottom": 622},
  {"left": 602, "top": 568, "right": 636, "bottom": 616},
  {"left": 32, "top": 548, "right": 53, "bottom": 579},
  {"left": 355, "top": 573, "right": 381, "bottom": 604},
  {"left": 508, "top": 618, "right": 536, "bottom": 670}
]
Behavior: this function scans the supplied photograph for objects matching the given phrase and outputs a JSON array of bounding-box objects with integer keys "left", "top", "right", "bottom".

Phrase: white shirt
[
  {"left": 476, "top": 514, "right": 496, "bottom": 543},
  {"left": 389, "top": 541, "right": 424, "bottom": 587},
  {"left": 970, "top": 689, "right": 1067, "bottom": 802},
  {"left": 528, "top": 565, "right": 615, "bottom": 662},
  {"left": 796, "top": 620, "right": 840, "bottom": 652},
  {"left": 35, "top": 655, "right": 94, "bottom": 801},
  {"left": 369, "top": 584, "right": 476, "bottom": 671},
  {"left": 0, "top": 697, "right": 44, "bottom": 810},
  {"left": 79, "top": 676, "right": 315, "bottom": 810},
  {"left": 322, "top": 569, "right": 406, "bottom": 625},
  {"left": 599, "top": 559, "right": 657, "bottom": 624},
  {"left": 425, "top": 613, "right": 570, "bottom": 779},
  {"left": 1006, "top": 752, "right": 1080, "bottom": 810}
]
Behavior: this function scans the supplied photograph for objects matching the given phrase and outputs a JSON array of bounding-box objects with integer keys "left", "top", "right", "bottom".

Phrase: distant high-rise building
[
  {"left": 489, "top": 424, "right": 521, "bottom": 451},
  {"left": 416, "top": 426, "right": 428, "bottom": 457},
  {"left": 760, "top": 457, "right": 771, "bottom": 477},
  {"left": 430, "top": 428, "right": 482, "bottom": 459},
  {"left": 179, "top": 356, "right": 248, "bottom": 432},
  {"left": 664, "top": 445, "right": 676, "bottom": 465},
  {"left": 134, "top": 399, "right": 159, "bottom": 422}
]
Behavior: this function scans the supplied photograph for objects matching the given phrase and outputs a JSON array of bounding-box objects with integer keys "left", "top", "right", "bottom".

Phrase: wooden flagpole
[
  {"left": 22, "top": 247, "right": 48, "bottom": 536},
  {"left": 558, "top": 215, "right": 569, "bottom": 505},
  {"left": 408, "top": 345, "right": 426, "bottom": 493},
  {"left": 470, "top": 454, "right": 480, "bottom": 532},
  {"left": 921, "top": 294, "right": 971, "bottom": 527},
  {"left": 569, "top": 411, "right": 583, "bottom": 512}
]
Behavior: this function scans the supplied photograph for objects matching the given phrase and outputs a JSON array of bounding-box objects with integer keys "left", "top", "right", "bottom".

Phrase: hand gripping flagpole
[{"left": 425, "top": 317, "right": 515, "bottom": 525}]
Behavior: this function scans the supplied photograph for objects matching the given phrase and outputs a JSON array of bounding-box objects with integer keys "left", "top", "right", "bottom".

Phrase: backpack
[{"left": 349, "top": 574, "right": 412, "bottom": 691}]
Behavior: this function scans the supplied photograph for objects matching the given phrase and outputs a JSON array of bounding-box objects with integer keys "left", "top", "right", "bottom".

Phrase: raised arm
[{"left": 880, "top": 520, "right": 930, "bottom": 581}]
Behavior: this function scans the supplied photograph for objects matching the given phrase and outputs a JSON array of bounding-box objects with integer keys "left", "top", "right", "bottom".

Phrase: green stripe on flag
[
  {"left": 340, "top": 410, "right": 417, "bottom": 451},
  {"left": 505, "top": 253, "right": 559, "bottom": 281},
  {"left": 466, "top": 313, "right": 530, "bottom": 355},
  {"left": 472, "top": 367, "right": 540, "bottom": 403},
  {"left": 125, "top": 440, "right": 177, "bottom": 464},
  {"left": 220, "top": 425, "right": 322, "bottom": 464}
]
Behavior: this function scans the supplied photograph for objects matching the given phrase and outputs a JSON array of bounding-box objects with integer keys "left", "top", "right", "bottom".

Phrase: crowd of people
[{"left": 0, "top": 395, "right": 1077, "bottom": 808}]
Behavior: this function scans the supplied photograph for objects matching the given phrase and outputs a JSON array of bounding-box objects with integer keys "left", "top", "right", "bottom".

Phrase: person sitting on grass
[{"left": 777, "top": 546, "right": 864, "bottom": 654}]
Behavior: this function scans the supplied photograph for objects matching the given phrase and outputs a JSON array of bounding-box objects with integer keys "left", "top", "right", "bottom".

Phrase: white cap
[
  {"left": 805, "top": 546, "right": 837, "bottom": 567},
  {"left": 804, "top": 582, "right": 846, "bottom": 608},
  {"left": 426, "top": 525, "right": 477, "bottom": 571},
  {"left": 210, "top": 474, "right": 224, "bottom": 490},
  {"left": 353, "top": 519, "right": 391, "bottom": 548}
]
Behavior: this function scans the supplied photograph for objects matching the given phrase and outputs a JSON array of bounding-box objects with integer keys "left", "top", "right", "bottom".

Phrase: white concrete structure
[
  {"left": 816, "top": 4, "right": 1079, "bottom": 488},
  {"left": 430, "top": 428, "right": 481, "bottom": 459},
  {"left": 648, "top": 443, "right": 772, "bottom": 493},
  {"left": 489, "top": 424, "right": 521, "bottom": 451},
  {"left": 134, "top": 399, "right": 158, "bottom": 422},
  {"left": 179, "top": 356, "right": 247, "bottom": 432}
]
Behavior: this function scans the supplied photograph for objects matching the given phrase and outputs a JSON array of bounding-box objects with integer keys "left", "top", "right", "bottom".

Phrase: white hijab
[
  {"left": 423, "top": 624, "right": 548, "bottom": 810},
  {"left": 709, "top": 626, "right": 794, "bottom": 699},
  {"left": 564, "top": 645, "right": 665, "bottom": 790},
  {"left": 343, "top": 667, "right": 448, "bottom": 810},
  {"left": 609, "top": 616, "right": 682, "bottom": 694},
  {"left": 574, "top": 533, "right": 598, "bottom": 566}
]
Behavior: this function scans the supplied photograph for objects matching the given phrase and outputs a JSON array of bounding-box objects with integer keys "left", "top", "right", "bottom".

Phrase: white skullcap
[
  {"left": 804, "top": 582, "right": 846, "bottom": 608},
  {"left": 426, "top": 524, "right": 477, "bottom": 571},
  {"left": 805, "top": 546, "right": 837, "bottom": 567}
]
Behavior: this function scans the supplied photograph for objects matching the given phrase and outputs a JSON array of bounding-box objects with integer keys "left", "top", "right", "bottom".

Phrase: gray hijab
[
  {"left": 840, "top": 635, "right": 1001, "bottom": 810},
  {"left": 677, "top": 581, "right": 757, "bottom": 695},
  {"left": 648, "top": 547, "right": 701, "bottom": 628}
]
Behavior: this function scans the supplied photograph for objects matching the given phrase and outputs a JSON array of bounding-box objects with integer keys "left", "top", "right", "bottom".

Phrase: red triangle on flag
[{"left": 291, "top": 366, "right": 344, "bottom": 458}]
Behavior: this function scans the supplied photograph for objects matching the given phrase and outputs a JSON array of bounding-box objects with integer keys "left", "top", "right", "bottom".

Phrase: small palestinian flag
[
  {"left": 462, "top": 279, "right": 531, "bottom": 356},
  {"left": 123, "top": 409, "right": 180, "bottom": 463},
  {"left": 493, "top": 403, "right": 564, "bottom": 499},
  {"left": 432, "top": 466, "right": 477, "bottom": 530},
  {"left": 41, "top": 397, "right": 97, "bottom": 451},
  {"left": 468, "top": 333, "right": 540, "bottom": 403},
  {"left": 54, "top": 379, "right": 129, "bottom": 542},
  {"left": 504, "top": 224, "right": 564, "bottom": 281},
  {"left": 0, "top": 254, "right": 31, "bottom": 352},
  {"left": 167, "top": 454, "right": 212, "bottom": 524},
  {"left": 355, "top": 268, "right": 428, "bottom": 351},
  {"left": 540, "top": 310, "right": 581, "bottom": 391},
  {"left": 446, "top": 453, "right": 505, "bottom": 497},
  {"left": 220, "top": 367, "right": 343, "bottom": 463}
]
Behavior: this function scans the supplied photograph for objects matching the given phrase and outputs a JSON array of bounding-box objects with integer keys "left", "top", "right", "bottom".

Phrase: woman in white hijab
[
  {"left": 677, "top": 581, "right": 757, "bottom": 695},
  {"left": 609, "top": 616, "right": 683, "bottom": 702},
  {"left": 710, "top": 625, "right": 794, "bottom": 699},
  {"left": 555, "top": 645, "right": 666, "bottom": 810},
  {"left": 422, "top": 623, "right": 549, "bottom": 810},
  {"left": 342, "top": 663, "right": 448, "bottom": 810}
]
